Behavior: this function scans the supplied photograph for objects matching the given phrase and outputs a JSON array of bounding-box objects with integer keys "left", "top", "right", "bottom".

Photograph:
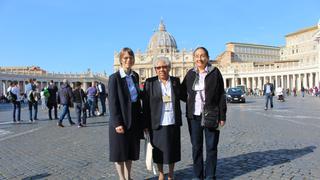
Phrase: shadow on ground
[
  {"left": 22, "top": 172, "right": 51, "bottom": 180},
  {"left": 146, "top": 146, "right": 316, "bottom": 180}
]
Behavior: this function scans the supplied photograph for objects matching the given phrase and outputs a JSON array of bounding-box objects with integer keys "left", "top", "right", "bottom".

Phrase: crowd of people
[{"left": 5, "top": 78, "right": 108, "bottom": 128}]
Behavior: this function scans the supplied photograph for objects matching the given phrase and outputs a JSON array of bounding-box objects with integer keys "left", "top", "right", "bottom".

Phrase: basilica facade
[{"left": 114, "top": 20, "right": 320, "bottom": 92}]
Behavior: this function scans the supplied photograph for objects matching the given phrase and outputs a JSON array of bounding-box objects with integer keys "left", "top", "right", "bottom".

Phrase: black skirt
[
  {"left": 109, "top": 102, "right": 141, "bottom": 162},
  {"left": 151, "top": 125, "right": 181, "bottom": 164}
]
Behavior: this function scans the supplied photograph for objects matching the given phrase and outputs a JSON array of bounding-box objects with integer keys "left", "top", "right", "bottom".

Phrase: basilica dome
[{"left": 147, "top": 21, "right": 178, "bottom": 54}]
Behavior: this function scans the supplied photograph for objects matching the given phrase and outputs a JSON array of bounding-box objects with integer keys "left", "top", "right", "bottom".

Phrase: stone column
[
  {"left": 293, "top": 74, "right": 296, "bottom": 89},
  {"left": 286, "top": 75, "right": 289, "bottom": 89},
  {"left": 307, "top": 73, "right": 313, "bottom": 88},
  {"left": 316, "top": 72, "right": 319, "bottom": 88},
  {"left": 252, "top": 77, "right": 256, "bottom": 89},
  {"left": 258, "top": 77, "right": 262, "bottom": 90},
  {"left": 312, "top": 73, "right": 315, "bottom": 88},
  {"left": 0, "top": 80, "right": 4, "bottom": 95},
  {"left": 297, "top": 74, "right": 301, "bottom": 90},
  {"left": 303, "top": 73, "right": 308, "bottom": 88},
  {"left": 223, "top": 78, "right": 227, "bottom": 89}
]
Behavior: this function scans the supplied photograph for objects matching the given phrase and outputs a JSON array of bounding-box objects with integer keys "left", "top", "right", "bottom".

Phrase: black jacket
[
  {"left": 143, "top": 76, "right": 182, "bottom": 130},
  {"left": 73, "top": 88, "right": 86, "bottom": 104},
  {"left": 181, "top": 65, "right": 227, "bottom": 121},
  {"left": 47, "top": 84, "right": 58, "bottom": 103},
  {"left": 108, "top": 70, "right": 142, "bottom": 129}
]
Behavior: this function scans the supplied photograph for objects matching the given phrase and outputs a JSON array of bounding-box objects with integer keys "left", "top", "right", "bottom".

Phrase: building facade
[
  {"left": 114, "top": 20, "right": 320, "bottom": 92},
  {"left": 0, "top": 66, "right": 108, "bottom": 95}
]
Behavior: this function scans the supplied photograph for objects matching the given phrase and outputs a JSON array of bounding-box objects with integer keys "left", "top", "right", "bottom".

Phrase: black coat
[
  {"left": 181, "top": 65, "right": 227, "bottom": 121},
  {"left": 143, "top": 76, "right": 182, "bottom": 130},
  {"left": 108, "top": 70, "right": 142, "bottom": 129},
  {"left": 47, "top": 84, "right": 58, "bottom": 104}
]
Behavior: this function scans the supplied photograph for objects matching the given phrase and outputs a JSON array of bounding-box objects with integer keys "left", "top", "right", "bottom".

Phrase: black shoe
[
  {"left": 99, "top": 113, "right": 104, "bottom": 116},
  {"left": 34, "top": 118, "right": 38, "bottom": 120},
  {"left": 271, "top": 105, "right": 273, "bottom": 108},
  {"left": 49, "top": 117, "right": 53, "bottom": 120},
  {"left": 54, "top": 117, "right": 59, "bottom": 120},
  {"left": 70, "top": 122, "right": 76, "bottom": 126},
  {"left": 57, "top": 123, "right": 64, "bottom": 127}
]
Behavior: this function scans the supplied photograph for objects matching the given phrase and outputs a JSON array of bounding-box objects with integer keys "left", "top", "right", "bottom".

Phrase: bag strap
[{"left": 199, "top": 90, "right": 205, "bottom": 112}]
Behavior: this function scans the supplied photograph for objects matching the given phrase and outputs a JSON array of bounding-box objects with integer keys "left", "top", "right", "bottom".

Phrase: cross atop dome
[{"left": 159, "top": 20, "right": 166, "bottom": 31}]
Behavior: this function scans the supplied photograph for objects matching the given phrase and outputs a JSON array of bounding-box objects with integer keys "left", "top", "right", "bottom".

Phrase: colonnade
[{"left": 224, "top": 71, "right": 319, "bottom": 91}]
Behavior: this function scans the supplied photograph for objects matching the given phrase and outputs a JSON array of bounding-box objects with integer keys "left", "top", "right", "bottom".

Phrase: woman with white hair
[{"left": 143, "top": 56, "right": 182, "bottom": 180}]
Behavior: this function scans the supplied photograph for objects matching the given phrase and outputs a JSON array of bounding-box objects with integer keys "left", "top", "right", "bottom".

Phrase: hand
[
  {"left": 219, "top": 120, "right": 225, "bottom": 127},
  {"left": 144, "top": 128, "right": 149, "bottom": 133},
  {"left": 115, "top": 125, "right": 125, "bottom": 134}
]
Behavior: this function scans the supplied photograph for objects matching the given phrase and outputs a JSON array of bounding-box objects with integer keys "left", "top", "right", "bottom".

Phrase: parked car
[{"left": 226, "top": 87, "right": 246, "bottom": 103}]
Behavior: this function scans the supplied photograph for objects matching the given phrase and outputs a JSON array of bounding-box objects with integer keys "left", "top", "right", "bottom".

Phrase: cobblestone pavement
[{"left": 0, "top": 96, "right": 320, "bottom": 179}]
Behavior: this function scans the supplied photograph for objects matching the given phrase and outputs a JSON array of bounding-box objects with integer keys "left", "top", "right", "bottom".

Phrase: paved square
[{"left": 0, "top": 96, "right": 320, "bottom": 179}]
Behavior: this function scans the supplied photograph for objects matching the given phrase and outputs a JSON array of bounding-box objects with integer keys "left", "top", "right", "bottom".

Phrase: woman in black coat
[
  {"left": 108, "top": 47, "right": 143, "bottom": 180},
  {"left": 143, "top": 57, "right": 182, "bottom": 180}
]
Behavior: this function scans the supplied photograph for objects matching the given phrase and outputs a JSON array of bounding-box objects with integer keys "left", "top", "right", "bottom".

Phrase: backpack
[
  {"left": 43, "top": 88, "right": 50, "bottom": 98},
  {"left": 7, "top": 90, "right": 17, "bottom": 102},
  {"left": 28, "top": 90, "right": 39, "bottom": 103}
]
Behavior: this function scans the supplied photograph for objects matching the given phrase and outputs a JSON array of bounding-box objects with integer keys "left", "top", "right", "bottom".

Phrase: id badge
[{"left": 162, "top": 95, "right": 171, "bottom": 103}]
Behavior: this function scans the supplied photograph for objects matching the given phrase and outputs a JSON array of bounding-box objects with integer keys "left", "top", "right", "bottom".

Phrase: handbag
[
  {"left": 202, "top": 108, "right": 219, "bottom": 128},
  {"left": 144, "top": 132, "right": 157, "bottom": 174},
  {"left": 199, "top": 91, "right": 219, "bottom": 128}
]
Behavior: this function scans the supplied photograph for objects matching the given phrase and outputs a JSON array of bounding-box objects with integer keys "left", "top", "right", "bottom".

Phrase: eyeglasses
[{"left": 155, "top": 66, "right": 168, "bottom": 70}]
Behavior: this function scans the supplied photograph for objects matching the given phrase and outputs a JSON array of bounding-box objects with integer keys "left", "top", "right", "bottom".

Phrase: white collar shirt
[
  {"left": 194, "top": 67, "right": 208, "bottom": 116},
  {"left": 119, "top": 68, "right": 138, "bottom": 102},
  {"left": 159, "top": 78, "right": 175, "bottom": 126}
]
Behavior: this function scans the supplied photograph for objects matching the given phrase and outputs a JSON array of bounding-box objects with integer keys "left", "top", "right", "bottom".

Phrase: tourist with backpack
[
  {"left": 25, "top": 79, "right": 39, "bottom": 122},
  {"left": 9, "top": 81, "right": 22, "bottom": 123}
]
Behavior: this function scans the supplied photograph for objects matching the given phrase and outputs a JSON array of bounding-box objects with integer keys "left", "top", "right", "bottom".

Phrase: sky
[{"left": 0, "top": 0, "right": 319, "bottom": 75}]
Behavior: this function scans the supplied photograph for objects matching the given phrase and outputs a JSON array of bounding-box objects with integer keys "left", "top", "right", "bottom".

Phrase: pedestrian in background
[
  {"left": 25, "top": 79, "right": 38, "bottom": 122},
  {"left": 57, "top": 79, "right": 75, "bottom": 127},
  {"left": 9, "top": 81, "right": 22, "bottom": 123},
  {"left": 263, "top": 79, "right": 274, "bottom": 110},
  {"left": 47, "top": 80, "right": 59, "bottom": 120},
  {"left": 97, "top": 81, "right": 107, "bottom": 116},
  {"left": 86, "top": 82, "right": 98, "bottom": 117},
  {"left": 73, "top": 81, "right": 86, "bottom": 128}
]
